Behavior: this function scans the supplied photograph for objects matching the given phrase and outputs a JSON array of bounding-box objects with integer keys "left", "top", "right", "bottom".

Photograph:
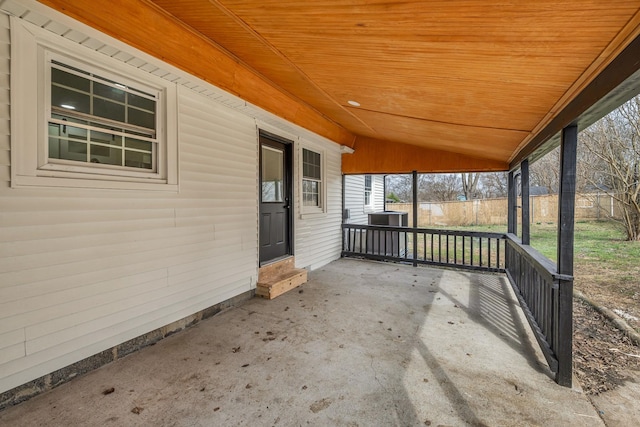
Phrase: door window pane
[{"left": 261, "top": 146, "right": 284, "bottom": 202}]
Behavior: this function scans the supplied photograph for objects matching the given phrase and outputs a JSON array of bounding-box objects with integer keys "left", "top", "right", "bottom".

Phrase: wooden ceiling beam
[
  {"left": 342, "top": 137, "right": 508, "bottom": 174},
  {"left": 38, "top": 0, "right": 356, "bottom": 147}
]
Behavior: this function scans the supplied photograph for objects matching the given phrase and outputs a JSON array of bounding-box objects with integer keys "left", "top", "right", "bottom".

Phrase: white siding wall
[
  {"left": 0, "top": 6, "right": 343, "bottom": 394},
  {"left": 294, "top": 142, "right": 343, "bottom": 270},
  {"left": 0, "top": 14, "right": 8, "bottom": 191},
  {"left": 372, "top": 175, "right": 385, "bottom": 212},
  {"left": 344, "top": 175, "right": 385, "bottom": 225}
]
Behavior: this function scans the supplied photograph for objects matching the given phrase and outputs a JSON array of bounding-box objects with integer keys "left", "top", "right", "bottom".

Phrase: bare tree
[
  {"left": 423, "top": 174, "right": 461, "bottom": 201},
  {"left": 479, "top": 172, "right": 508, "bottom": 198},
  {"left": 386, "top": 173, "right": 463, "bottom": 202},
  {"left": 581, "top": 96, "right": 640, "bottom": 241},
  {"left": 530, "top": 147, "right": 560, "bottom": 194},
  {"left": 461, "top": 173, "right": 480, "bottom": 200},
  {"left": 386, "top": 174, "right": 414, "bottom": 202}
]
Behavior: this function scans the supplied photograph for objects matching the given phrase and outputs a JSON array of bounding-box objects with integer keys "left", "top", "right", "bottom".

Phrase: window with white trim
[
  {"left": 48, "top": 59, "right": 158, "bottom": 173},
  {"left": 364, "top": 175, "right": 372, "bottom": 206},
  {"left": 10, "top": 17, "right": 178, "bottom": 190},
  {"left": 302, "top": 148, "right": 323, "bottom": 211}
]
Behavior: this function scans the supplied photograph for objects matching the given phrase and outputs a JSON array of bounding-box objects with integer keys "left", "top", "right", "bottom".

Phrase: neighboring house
[
  {"left": 0, "top": 5, "right": 345, "bottom": 399},
  {"left": 344, "top": 175, "right": 385, "bottom": 224}
]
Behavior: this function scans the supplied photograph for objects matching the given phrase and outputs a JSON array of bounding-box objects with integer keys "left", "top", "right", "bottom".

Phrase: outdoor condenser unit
[{"left": 366, "top": 211, "right": 408, "bottom": 257}]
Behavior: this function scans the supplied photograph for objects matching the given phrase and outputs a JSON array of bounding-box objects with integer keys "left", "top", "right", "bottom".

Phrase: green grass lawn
[
  {"left": 427, "top": 220, "right": 640, "bottom": 319},
  {"left": 425, "top": 220, "right": 636, "bottom": 266},
  {"left": 528, "top": 220, "right": 640, "bottom": 271}
]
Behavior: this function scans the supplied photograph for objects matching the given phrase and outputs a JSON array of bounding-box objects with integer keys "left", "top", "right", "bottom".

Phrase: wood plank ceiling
[{"left": 40, "top": 0, "right": 640, "bottom": 173}]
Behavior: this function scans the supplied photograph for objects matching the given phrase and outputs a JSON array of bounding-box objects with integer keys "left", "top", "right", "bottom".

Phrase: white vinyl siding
[
  {"left": 372, "top": 175, "right": 385, "bottom": 212},
  {"left": 344, "top": 175, "right": 385, "bottom": 225},
  {"left": 0, "top": 5, "right": 344, "bottom": 395},
  {"left": 0, "top": 13, "right": 9, "bottom": 190},
  {"left": 294, "top": 143, "right": 342, "bottom": 270},
  {"left": 0, "top": 82, "right": 258, "bottom": 392}
]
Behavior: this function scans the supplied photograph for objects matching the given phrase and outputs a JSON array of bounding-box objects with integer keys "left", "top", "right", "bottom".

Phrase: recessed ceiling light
[
  {"left": 347, "top": 100, "right": 360, "bottom": 107},
  {"left": 60, "top": 104, "right": 76, "bottom": 110}
]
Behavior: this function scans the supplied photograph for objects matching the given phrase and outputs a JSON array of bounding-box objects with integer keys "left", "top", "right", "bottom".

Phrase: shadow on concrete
[{"left": 0, "top": 259, "right": 599, "bottom": 427}]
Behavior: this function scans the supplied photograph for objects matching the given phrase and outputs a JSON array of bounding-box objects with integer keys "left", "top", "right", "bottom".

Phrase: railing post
[
  {"left": 556, "top": 124, "right": 577, "bottom": 387},
  {"left": 521, "top": 159, "right": 530, "bottom": 245},
  {"left": 508, "top": 170, "right": 516, "bottom": 235},
  {"left": 412, "top": 170, "right": 418, "bottom": 267}
]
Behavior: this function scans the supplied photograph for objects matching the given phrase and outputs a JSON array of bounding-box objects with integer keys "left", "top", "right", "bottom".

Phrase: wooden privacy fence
[{"left": 390, "top": 193, "right": 621, "bottom": 227}]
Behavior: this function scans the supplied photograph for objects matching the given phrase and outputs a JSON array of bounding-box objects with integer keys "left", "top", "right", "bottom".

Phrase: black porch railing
[
  {"left": 341, "top": 223, "right": 573, "bottom": 385},
  {"left": 342, "top": 223, "right": 505, "bottom": 272},
  {"left": 504, "top": 233, "right": 573, "bottom": 379}
]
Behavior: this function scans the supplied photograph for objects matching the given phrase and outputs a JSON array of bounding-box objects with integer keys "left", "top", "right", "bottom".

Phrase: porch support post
[
  {"left": 341, "top": 174, "right": 346, "bottom": 257},
  {"left": 507, "top": 170, "right": 517, "bottom": 235},
  {"left": 382, "top": 175, "right": 386, "bottom": 211},
  {"left": 556, "top": 124, "right": 577, "bottom": 387},
  {"left": 412, "top": 170, "right": 418, "bottom": 267},
  {"left": 521, "top": 159, "right": 530, "bottom": 245}
]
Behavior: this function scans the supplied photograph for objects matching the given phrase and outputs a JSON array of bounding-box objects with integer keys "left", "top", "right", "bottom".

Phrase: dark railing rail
[
  {"left": 342, "top": 224, "right": 505, "bottom": 272},
  {"left": 341, "top": 224, "right": 573, "bottom": 383},
  {"left": 504, "top": 233, "right": 573, "bottom": 378}
]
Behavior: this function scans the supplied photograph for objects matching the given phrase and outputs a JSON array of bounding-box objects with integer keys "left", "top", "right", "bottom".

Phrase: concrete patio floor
[{"left": 0, "top": 258, "right": 601, "bottom": 426}]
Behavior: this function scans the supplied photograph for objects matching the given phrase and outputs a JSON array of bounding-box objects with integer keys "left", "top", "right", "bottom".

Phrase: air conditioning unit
[{"left": 366, "top": 211, "right": 408, "bottom": 257}]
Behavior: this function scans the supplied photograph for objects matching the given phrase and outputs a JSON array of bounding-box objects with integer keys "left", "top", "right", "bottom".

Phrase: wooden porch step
[
  {"left": 257, "top": 267, "right": 307, "bottom": 300},
  {"left": 258, "top": 257, "right": 296, "bottom": 283}
]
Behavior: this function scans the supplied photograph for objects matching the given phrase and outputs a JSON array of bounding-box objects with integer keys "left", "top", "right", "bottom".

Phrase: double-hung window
[
  {"left": 11, "top": 17, "right": 177, "bottom": 190},
  {"left": 48, "top": 59, "right": 158, "bottom": 173},
  {"left": 364, "top": 175, "right": 372, "bottom": 206},
  {"left": 302, "top": 148, "right": 323, "bottom": 211}
]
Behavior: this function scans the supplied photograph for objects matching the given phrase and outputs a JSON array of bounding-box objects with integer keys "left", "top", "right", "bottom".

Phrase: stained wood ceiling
[{"left": 40, "top": 0, "right": 640, "bottom": 172}]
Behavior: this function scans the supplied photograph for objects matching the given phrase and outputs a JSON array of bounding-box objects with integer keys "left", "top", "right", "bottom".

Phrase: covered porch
[
  {"left": 0, "top": 259, "right": 600, "bottom": 426},
  {"left": 2, "top": 0, "right": 640, "bottom": 413}
]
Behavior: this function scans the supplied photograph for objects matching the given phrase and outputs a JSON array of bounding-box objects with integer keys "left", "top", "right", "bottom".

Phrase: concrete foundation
[{"left": 0, "top": 290, "right": 254, "bottom": 410}]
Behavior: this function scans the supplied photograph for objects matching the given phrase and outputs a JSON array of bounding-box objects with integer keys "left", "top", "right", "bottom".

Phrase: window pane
[
  {"left": 68, "top": 141, "right": 87, "bottom": 155},
  {"left": 90, "top": 145, "right": 122, "bottom": 166},
  {"left": 49, "top": 139, "right": 87, "bottom": 162},
  {"left": 302, "top": 148, "right": 321, "bottom": 180},
  {"left": 128, "top": 107, "right": 155, "bottom": 130},
  {"left": 65, "top": 126, "right": 87, "bottom": 141},
  {"left": 52, "top": 68, "right": 90, "bottom": 92},
  {"left": 52, "top": 86, "right": 90, "bottom": 113},
  {"left": 261, "top": 146, "right": 284, "bottom": 202},
  {"left": 48, "top": 137, "right": 61, "bottom": 159},
  {"left": 125, "top": 150, "right": 153, "bottom": 169},
  {"left": 302, "top": 179, "right": 320, "bottom": 207},
  {"left": 91, "top": 130, "right": 122, "bottom": 146},
  {"left": 93, "top": 98, "right": 125, "bottom": 122},
  {"left": 125, "top": 138, "right": 152, "bottom": 152},
  {"left": 94, "top": 81, "right": 125, "bottom": 103},
  {"left": 129, "top": 93, "right": 155, "bottom": 111}
]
